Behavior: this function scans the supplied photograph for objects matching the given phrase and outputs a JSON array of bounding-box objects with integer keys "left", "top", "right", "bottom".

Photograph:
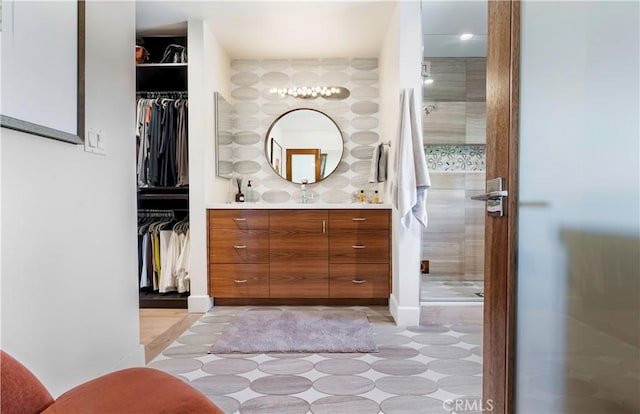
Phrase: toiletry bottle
[
  {"left": 246, "top": 180, "right": 255, "bottom": 202},
  {"left": 373, "top": 190, "right": 380, "bottom": 204},
  {"left": 358, "top": 190, "right": 366, "bottom": 203}
]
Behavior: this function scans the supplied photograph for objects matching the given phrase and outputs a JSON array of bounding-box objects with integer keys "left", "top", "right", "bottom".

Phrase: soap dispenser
[{"left": 246, "top": 180, "right": 255, "bottom": 203}]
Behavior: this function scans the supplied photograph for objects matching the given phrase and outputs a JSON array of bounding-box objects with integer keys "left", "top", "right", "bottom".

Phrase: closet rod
[{"left": 136, "top": 91, "right": 188, "bottom": 98}]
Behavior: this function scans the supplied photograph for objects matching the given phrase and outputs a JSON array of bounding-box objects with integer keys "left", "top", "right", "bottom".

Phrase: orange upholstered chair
[{"left": 1, "top": 350, "right": 223, "bottom": 414}]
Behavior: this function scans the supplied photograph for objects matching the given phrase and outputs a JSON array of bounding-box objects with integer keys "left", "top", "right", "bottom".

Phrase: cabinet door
[
  {"left": 209, "top": 229, "right": 269, "bottom": 263},
  {"left": 329, "top": 264, "right": 390, "bottom": 298},
  {"left": 269, "top": 210, "right": 329, "bottom": 298},
  {"left": 210, "top": 264, "right": 269, "bottom": 298}
]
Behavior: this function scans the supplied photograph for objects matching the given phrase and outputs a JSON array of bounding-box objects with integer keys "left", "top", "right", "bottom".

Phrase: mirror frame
[
  {"left": 214, "top": 91, "right": 234, "bottom": 179},
  {"left": 264, "top": 108, "right": 344, "bottom": 184},
  {"left": 0, "top": 0, "right": 85, "bottom": 144}
]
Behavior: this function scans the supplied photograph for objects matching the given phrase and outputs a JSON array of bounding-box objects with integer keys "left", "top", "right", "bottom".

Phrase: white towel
[{"left": 390, "top": 89, "right": 431, "bottom": 228}]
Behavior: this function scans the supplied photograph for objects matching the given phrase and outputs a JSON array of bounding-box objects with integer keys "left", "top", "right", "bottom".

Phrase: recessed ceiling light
[{"left": 460, "top": 33, "right": 474, "bottom": 41}]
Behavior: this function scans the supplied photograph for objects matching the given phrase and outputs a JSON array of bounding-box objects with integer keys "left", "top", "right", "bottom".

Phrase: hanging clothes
[
  {"left": 135, "top": 96, "right": 189, "bottom": 188},
  {"left": 137, "top": 213, "right": 190, "bottom": 294},
  {"left": 175, "top": 229, "right": 191, "bottom": 293}
]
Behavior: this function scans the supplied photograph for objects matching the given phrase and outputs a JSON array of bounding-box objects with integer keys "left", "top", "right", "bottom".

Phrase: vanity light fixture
[
  {"left": 460, "top": 33, "right": 474, "bottom": 41},
  {"left": 422, "top": 61, "right": 434, "bottom": 85},
  {"left": 269, "top": 86, "right": 350, "bottom": 100}
]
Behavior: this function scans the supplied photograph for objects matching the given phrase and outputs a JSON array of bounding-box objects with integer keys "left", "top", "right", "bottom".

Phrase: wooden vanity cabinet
[
  {"left": 208, "top": 208, "right": 390, "bottom": 303},
  {"left": 208, "top": 210, "right": 269, "bottom": 298}
]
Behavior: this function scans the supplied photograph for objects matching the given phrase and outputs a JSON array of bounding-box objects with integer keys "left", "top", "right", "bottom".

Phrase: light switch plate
[{"left": 84, "top": 128, "right": 106, "bottom": 155}]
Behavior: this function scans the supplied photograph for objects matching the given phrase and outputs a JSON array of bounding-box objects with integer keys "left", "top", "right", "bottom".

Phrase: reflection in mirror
[
  {"left": 265, "top": 108, "right": 343, "bottom": 184},
  {"left": 214, "top": 92, "right": 234, "bottom": 178}
]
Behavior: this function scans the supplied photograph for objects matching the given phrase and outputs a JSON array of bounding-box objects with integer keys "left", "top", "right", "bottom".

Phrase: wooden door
[
  {"left": 483, "top": 1, "right": 520, "bottom": 413},
  {"left": 286, "top": 148, "right": 321, "bottom": 182}
]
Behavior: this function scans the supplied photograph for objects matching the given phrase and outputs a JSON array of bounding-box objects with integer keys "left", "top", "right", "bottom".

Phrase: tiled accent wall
[
  {"left": 228, "top": 59, "right": 381, "bottom": 204},
  {"left": 425, "top": 145, "right": 485, "bottom": 171},
  {"left": 423, "top": 171, "right": 486, "bottom": 280}
]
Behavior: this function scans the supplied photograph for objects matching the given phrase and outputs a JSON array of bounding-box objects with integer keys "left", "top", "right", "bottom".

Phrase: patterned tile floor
[
  {"left": 421, "top": 279, "right": 485, "bottom": 302},
  {"left": 147, "top": 306, "right": 483, "bottom": 414}
]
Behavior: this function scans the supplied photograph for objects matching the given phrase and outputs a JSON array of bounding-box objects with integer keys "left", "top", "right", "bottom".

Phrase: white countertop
[{"left": 207, "top": 203, "right": 392, "bottom": 210}]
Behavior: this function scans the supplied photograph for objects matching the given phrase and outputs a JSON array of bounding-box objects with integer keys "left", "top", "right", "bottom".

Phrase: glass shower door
[{"left": 516, "top": 2, "right": 639, "bottom": 413}]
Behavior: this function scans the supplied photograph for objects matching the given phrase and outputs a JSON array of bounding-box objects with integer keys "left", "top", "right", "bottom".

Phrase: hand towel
[
  {"left": 368, "top": 143, "right": 389, "bottom": 183},
  {"left": 378, "top": 144, "right": 388, "bottom": 182},
  {"left": 368, "top": 143, "right": 382, "bottom": 183},
  {"left": 390, "top": 89, "right": 431, "bottom": 228}
]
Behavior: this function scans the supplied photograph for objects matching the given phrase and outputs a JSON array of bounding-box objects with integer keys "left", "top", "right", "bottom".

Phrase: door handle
[
  {"left": 470, "top": 190, "right": 508, "bottom": 201},
  {"left": 471, "top": 177, "right": 508, "bottom": 216}
]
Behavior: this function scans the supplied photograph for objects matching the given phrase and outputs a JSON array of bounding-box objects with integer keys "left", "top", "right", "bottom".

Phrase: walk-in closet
[{"left": 136, "top": 32, "right": 190, "bottom": 308}]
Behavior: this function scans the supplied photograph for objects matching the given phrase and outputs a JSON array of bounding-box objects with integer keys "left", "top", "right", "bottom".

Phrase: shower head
[{"left": 424, "top": 104, "right": 437, "bottom": 115}]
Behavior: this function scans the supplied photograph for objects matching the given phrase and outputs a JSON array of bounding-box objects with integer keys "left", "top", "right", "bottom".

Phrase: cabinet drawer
[
  {"left": 210, "top": 264, "right": 269, "bottom": 298},
  {"left": 209, "top": 229, "right": 269, "bottom": 263},
  {"left": 329, "top": 209, "right": 390, "bottom": 230},
  {"left": 209, "top": 209, "right": 269, "bottom": 229},
  {"left": 329, "top": 264, "right": 390, "bottom": 298},
  {"left": 270, "top": 261, "right": 329, "bottom": 298},
  {"left": 270, "top": 210, "right": 328, "bottom": 231},
  {"left": 329, "top": 230, "right": 389, "bottom": 263}
]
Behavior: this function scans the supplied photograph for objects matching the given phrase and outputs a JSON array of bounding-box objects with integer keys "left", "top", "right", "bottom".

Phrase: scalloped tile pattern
[
  {"left": 227, "top": 59, "right": 382, "bottom": 204},
  {"left": 148, "top": 306, "right": 484, "bottom": 414}
]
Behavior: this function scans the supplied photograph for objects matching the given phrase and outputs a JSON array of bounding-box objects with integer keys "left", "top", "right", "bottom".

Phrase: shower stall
[{"left": 420, "top": 56, "right": 487, "bottom": 303}]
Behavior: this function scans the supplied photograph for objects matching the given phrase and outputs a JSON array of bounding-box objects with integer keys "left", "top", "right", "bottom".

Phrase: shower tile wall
[
  {"left": 423, "top": 170, "right": 486, "bottom": 279},
  {"left": 422, "top": 57, "right": 487, "bottom": 281},
  {"left": 228, "top": 59, "right": 381, "bottom": 204},
  {"left": 423, "top": 58, "right": 486, "bottom": 145}
]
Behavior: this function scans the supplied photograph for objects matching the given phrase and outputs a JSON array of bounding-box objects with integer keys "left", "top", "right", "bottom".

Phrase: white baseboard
[
  {"left": 188, "top": 295, "right": 213, "bottom": 313},
  {"left": 110, "top": 344, "right": 145, "bottom": 370},
  {"left": 389, "top": 294, "right": 420, "bottom": 326}
]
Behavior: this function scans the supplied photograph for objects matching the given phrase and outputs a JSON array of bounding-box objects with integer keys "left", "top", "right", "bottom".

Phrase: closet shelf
[
  {"left": 136, "top": 63, "right": 188, "bottom": 68},
  {"left": 137, "top": 186, "right": 189, "bottom": 201}
]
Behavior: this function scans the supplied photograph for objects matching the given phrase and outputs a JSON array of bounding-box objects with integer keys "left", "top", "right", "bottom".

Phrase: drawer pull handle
[
  {"left": 233, "top": 245, "right": 247, "bottom": 249},
  {"left": 232, "top": 218, "right": 247, "bottom": 222},
  {"left": 351, "top": 279, "right": 367, "bottom": 284},
  {"left": 352, "top": 217, "right": 367, "bottom": 221},
  {"left": 234, "top": 279, "right": 248, "bottom": 284},
  {"left": 352, "top": 245, "right": 366, "bottom": 249}
]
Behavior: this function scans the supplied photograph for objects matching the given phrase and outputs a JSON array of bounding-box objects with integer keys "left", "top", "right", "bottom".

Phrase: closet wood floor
[{"left": 139, "top": 309, "right": 201, "bottom": 363}]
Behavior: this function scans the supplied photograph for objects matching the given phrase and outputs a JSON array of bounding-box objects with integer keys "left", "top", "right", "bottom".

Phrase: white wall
[
  {"left": 187, "top": 20, "right": 231, "bottom": 312},
  {"left": 379, "top": 0, "right": 424, "bottom": 326},
  {"left": 0, "top": 1, "right": 143, "bottom": 397}
]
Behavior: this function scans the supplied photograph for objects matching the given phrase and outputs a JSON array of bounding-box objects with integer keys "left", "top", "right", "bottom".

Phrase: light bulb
[
  {"left": 460, "top": 33, "right": 474, "bottom": 41},
  {"left": 423, "top": 78, "right": 434, "bottom": 85}
]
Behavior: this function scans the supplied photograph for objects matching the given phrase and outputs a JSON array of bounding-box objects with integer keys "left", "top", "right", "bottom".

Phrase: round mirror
[{"left": 265, "top": 108, "right": 343, "bottom": 184}]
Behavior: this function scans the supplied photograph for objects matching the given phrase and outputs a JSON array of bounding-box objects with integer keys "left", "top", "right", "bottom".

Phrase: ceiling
[
  {"left": 136, "top": 0, "right": 487, "bottom": 59},
  {"left": 135, "top": 1, "right": 397, "bottom": 59},
  {"left": 421, "top": 1, "right": 487, "bottom": 57}
]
